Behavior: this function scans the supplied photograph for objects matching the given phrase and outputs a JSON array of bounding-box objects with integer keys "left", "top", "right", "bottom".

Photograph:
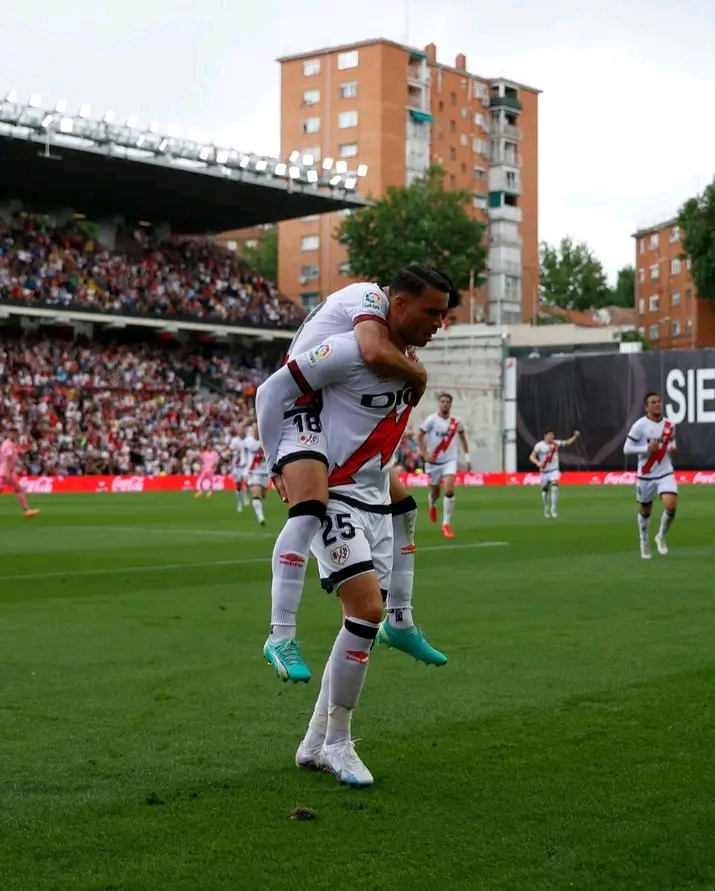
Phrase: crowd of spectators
[{"left": 0, "top": 214, "right": 305, "bottom": 330}]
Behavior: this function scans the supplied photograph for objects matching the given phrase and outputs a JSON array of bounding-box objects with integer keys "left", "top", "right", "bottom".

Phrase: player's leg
[
  {"left": 540, "top": 473, "right": 551, "bottom": 517},
  {"left": 194, "top": 471, "right": 205, "bottom": 497},
  {"left": 6, "top": 477, "right": 38, "bottom": 517},
  {"left": 250, "top": 480, "right": 266, "bottom": 525},
  {"left": 655, "top": 481, "right": 678, "bottom": 555},
  {"left": 636, "top": 478, "right": 655, "bottom": 559},
  {"left": 233, "top": 472, "right": 243, "bottom": 511},
  {"left": 441, "top": 463, "right": 457, "bottom": 537},
  {"left": 240, "top": 477, "right": 250, "bottom": 508},
  {"left": 426, "top": 464, "right": 440, "bottom": 522},
  {"left": 550, "top": 472, "right": 561, "bottom": 517}
]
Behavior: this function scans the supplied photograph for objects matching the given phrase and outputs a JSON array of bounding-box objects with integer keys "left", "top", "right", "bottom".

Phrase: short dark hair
[
  {"left": 390, "top": 264, "right": 460, "bottom": 308},
  {"left": 438, "top": 392, "right": 453, "bottom": 402},
  {"left": 544, "top": 427, "right": 555, "bottom": 436},
  {"left": 644, "top": 391, "right": 660, "bottom": 405}
]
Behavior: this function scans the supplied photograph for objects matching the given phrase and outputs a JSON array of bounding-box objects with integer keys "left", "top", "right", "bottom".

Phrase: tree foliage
[
  {"left": 539, "top": 237, "right": 610, "bottom": 311},
  {"left": 336, "top": 165, "right": 487, "bottom": 290},
  {"left": 240, "top": 226, "right": 277, "bottom": 282},
  {"left": 677, "top": 178, "right": 715, "bottom": 302},
  {"left": 610, "top": 265, "right": 635, "bottom": 308}
]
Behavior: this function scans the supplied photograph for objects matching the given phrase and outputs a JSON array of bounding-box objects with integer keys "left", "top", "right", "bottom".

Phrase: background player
[
  {"left": 0, "top": 429, "right": 40, "bottom": 519},
  {"left": 529, "top": 428, "right": 580, "bottom": 518},
  {"left": 623, "top": 392, "right": 678, "bottom": 559},
  {"left": 195, "top": 442, "right": 220, "bottom": 498},
  {"left": 229, "top": 425, "right": 249, "bottom": 512},
  {"left": 417, "top": 392, "right": 470, "bottom": 538},
  {"left": 243, "top": 423, "right": 268, "bottom": 526}
]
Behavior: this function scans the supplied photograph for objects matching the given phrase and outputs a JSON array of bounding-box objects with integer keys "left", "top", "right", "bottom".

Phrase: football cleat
[
  {"left": 263, "top": 638, "right": 311, "bottom": 683},
  {"left": 320, "top": 739, "right": 373, "bottom": 787}
]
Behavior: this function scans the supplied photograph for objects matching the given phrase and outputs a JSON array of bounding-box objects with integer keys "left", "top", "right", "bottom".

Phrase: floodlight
[
  {"left": 289, "top": 150, "right": 300, "bottom": 163},
  {"left": 79, "top": 104, "right": 91, "bottom": 118},
  {"left": 55, "top": 98, "right": 67, "bottom": 113},
  {"left": 335, "top": 161, "right": 348, "bottom": 174},
  {"left": 5, "top": 89, "right": 17, "bottom": 102},
  {"left": 302, "top": 153, "right": 314, "bottom": 166},
  {"left": 255, "top": 159, "right": 268, "bottom": 172},
  {"left": 159, "top": 139, "right": 169, "bottom": 152},
  {"left": 357, "top": 164, "right": 368, "bottom": 177},
  {"left": 345, "top": 177, "right": 357, "bottom": 189},
  {"left": 149, "top": 120, "right": 160, "bottom": 133},
  {"left": 322, "top": 157, "right": 334, "bottom": 170},
  {"left": 216, "top": 150, "right": 229, "bottom": 164},
  {"left": 29, "top": 93, "right": 42, "bottom": 108},
  {"left": 199, "top": 146, "right": 211, "bottom": 161},
  {"left": 289, "top": 166, "right": 301, "bottom": 179},
  {"left": 274, "top": 162, "right": 287, "bottom": 176},
  {"left": 126, "top": 116, "right": 138, "bottom": 128},
  {"left": 103, "top": 110, "right": 115, "bottom": 123},
  {"left": 59, "top": 117, "right": 73, "bottom": 133},
  {"left": 329, "top": 175, "right": 342, "bottom": 186},
  {"left": 41, "top": 114, "right": 53, "bottom": 128},
  {"left": 306, "top": 169, "right": 319, "bottom": 183},
  {"left": 239, "top": 156, "right": 250, "bottom": 168}
]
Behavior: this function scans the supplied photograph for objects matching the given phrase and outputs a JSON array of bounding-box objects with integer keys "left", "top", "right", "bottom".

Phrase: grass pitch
[{"left": 2, "top": 486, "right": 715, "bottom": 891}]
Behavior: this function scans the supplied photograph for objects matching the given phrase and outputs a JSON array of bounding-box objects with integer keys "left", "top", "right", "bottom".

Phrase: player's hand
[
  {"left": 573, "top": 430, "right": 581, "bottom": 439},
  {"left": 647, "top": 440, "right": 659, "bottom": 453},
  {"left": 272, "top": 474, "right": 289, "bottom": 503}
]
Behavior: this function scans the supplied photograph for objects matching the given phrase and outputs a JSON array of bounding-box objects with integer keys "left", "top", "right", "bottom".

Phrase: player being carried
[
  {"left": 623, "top": 392, "right": 678, "bottom": 559},
  {"left": 0, "top": 429, "right": 40, "bottom": 519},
  {"left": 417, "top": 392, "right": 470, "bottom": 538},
  {"left": 529, "top": 428, "right": 580, "bottom": 518},
  {"left": 195, "top": 442, "right": 220, "bottom": 498},
  {"left": 257, "top": 283, "right": 449, "bottom": 785},
  {"left": 256, "top": 266, "right": 456, "bottom": 684},
  {"left": 229, "top": 424, "right": 250, "bottom": 512},
  {"left": 243, "top": 423, "right": 268, "bottom": 526}
]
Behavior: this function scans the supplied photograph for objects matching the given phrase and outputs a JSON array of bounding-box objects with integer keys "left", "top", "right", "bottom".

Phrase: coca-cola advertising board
[
  {"left": 4, "top": 470, "right": 715, "bottom": 496},
  {"left": 516, "top": 348, "right": 715, "bottom": 470}
]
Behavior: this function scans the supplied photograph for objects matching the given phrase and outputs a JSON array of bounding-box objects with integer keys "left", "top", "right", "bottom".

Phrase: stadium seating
[{"left": 0, "top": 214, "right": 304, "bottom": 329}]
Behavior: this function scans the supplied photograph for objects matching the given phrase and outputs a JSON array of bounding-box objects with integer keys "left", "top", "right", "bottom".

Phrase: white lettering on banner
[
  {"left": 462, "top": 472, "right": 485, "bottom": 486},
  {"left": 111, "top": 476, "right": 146, "bottom": 493},
  {"left": 20, "top": 476, "right": 55, "bottom": 494},
  {"left": 604, "top": 472, "right": 638, "bottom": 485},
  {"left": 693, "top": 472, "right": 715, "bottom": 484},
  {"left": 666, "top": 367, "right": 715, "bottom": 424},
  {"left": 521, "top": 473, "right": 541, "bottom": 486}
]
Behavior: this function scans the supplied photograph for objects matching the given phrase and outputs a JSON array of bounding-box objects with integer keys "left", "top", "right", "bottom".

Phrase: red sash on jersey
[
  {"left": 431, "top": 418, "right": 460, "bottom": 462},
  {"left": 642, "top": 420, "right": 674, "bottom": 474},
  {"left": 329, "top": 407, "right": 412, "bottom": 487},
  {"left": 250, "top": 448, "right": 265, "bottom": 471},
  {"left": 541, "top": 442, "right": 558, "bottom": 470}
]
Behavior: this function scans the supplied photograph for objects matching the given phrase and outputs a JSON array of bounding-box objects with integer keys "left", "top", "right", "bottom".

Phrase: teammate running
[
  {"left": 623, "top": 392, "right": 678, "bottom": 559},
  {"left": 529, "top": 428, "right": 580, "bottom": 518},
  {"left": 417, "top": 392, "right": 470, "bottom": 538},
  {"left": 0, "top": 429, "right": 40, "bottom": 519},
  {"left": 243, "top": 423, "right": 268, "bottom": 526},
  {"left": 229, "top": 425, "right": 249, "bottom": 512}
]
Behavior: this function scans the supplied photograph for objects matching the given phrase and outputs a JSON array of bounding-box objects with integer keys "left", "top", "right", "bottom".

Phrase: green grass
[{"left": 2, "top": 486, "right": 715, "bottom": 891}]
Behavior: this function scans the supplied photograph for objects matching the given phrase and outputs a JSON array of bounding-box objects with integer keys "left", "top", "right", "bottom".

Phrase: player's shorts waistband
[
  {"left": 637, "top": 472, "right": 673, "bottom": 481},
  {"left": 329, "top": 491, "right": 392, "bottom": 515}
]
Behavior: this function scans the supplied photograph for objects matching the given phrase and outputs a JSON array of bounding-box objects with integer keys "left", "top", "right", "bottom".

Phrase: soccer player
[
  {"left": 623, "top": 392, "right": 677, "bottom": 559},
  {"left": 195, "top": 443, "right": 220, "bottom": 498},
  {"left": 243, "top": 423, "right": 268, "bottom": 526},
  {"left": 417, "top": 392, "right": 470, "bottom": 538},
  {"left": 256, "top": 266, "right": 454, "bottom": 683},
  {"left": 529, "top": 428, "right": 581, "bottom": 518},
  {"left": 229, "top": 425, "right": 249, "bottom": 512},
  {"left": 0, "top": 429, "right": 40, "bottom": 519}
]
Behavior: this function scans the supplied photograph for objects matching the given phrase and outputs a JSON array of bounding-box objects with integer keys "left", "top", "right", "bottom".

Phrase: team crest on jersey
[
  {"left": 330, "top": 544, "right": 351, "bottom": 565},
  {"left": 297, "top": 432, "right": 319, "bottom": 446},
  {"left": 362, "top": 291, "right": 382, "bottom": 310},
  {"left": 307, "top": 342, "right": 332, "bottom": 366}
]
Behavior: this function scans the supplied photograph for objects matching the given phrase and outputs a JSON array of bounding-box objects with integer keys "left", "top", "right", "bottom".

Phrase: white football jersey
[
  {"left": 243, "top": 435, "right": 267, "bottom": 474},
  {"left": 229, "top": 435, "right": 246, "bottom": 468},
  {"left": 625, "top": 416, "right": 677, "bottom": 479},
  {"left": 287, "top": 333, "right": 412, "bottom": 507},
  {"left": 533, "top": 439, "right": 565, "bottom": 472},
  {"left": 419, "top": 413, "right": 465, "bottom": 464},
  {"left": 287, "top": 283, "right": 389, "bottom": 357}
]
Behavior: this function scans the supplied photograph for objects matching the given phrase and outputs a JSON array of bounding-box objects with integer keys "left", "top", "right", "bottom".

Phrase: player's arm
[
  {"left": 529, "top": 448, "right": 542, "bottom": 468},
  {"left": 416, "top": 421, "right": 432, "bottom": 463},
  {"left": 458, "top": 428, "right": 471, "bottom": 469},
  {"left": 623, "top": 423, "right": 656, "bottom": 455},
  {"left": 353, "top": 319, "right": 428, "bottom": 399},
  {"left": 561, "top": 430, "right": 581, "bottom": 447}
]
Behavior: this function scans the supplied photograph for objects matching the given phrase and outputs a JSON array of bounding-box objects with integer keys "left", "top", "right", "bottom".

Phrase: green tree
[
  {"left": 610, "top": 265, "right": 635, "bottom": 308},
  {"left": 240, "top": 226, "right": 277, "bottom": 282},
  {"left": 336, "top": 165, "right": 487, "bottom": 290},
  {"left": 539, "top": 237, "right": 610, "bottom": 311},
  {"left": 677, "top": 178, "right": 715, "bottom": 302}
]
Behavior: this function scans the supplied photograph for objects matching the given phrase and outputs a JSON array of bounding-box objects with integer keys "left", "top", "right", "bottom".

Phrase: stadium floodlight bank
[{"left": 0, "top": 92, "right": 368, "bottom": 196}]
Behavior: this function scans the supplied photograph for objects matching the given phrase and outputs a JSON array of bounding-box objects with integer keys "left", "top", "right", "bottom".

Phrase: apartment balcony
[
  {"left": 490, "top": 150, "right": 522, "bottom": 168},
  {"left": 488, "top": 259, "right": 522, "bottom": 277},
  {"left": 488, "top": 167, "right": 521, "bottom": 195},
  {"left": 489, "top": 120, "right": 521, "bottom": 140},
  {"left": 488, "top": 203, "right": 522, "bottom": 224},
  {"left": 490, "top": 230, "right": 522, "bottom": 246},
  {"left": 489, "top": 94, "right": 522, "bottom": 113}
]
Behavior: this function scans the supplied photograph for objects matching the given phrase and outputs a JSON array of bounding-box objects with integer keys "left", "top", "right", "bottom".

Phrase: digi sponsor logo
[
  {"left": 306, "top": 342, "right": 332, "bottom": 366},
  {"left": 279, "top": 552, "right": 306, "bottom": 567},
  {"left": 330, "top": 544, "right": 351, "bottom": 565}
]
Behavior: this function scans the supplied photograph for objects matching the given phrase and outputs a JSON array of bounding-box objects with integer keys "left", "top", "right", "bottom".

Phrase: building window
[
  {"left": 339, "top": 142, "right": 358, "bottom": 158},
  {"left": 638, "top": 268, "right": 645, "bottom": 284},
  {"left": 337, "top": 50, "right": 358, "bottom": 70},
  {"left": 474, "top": 113, "right": 485, "bottom": 128},
  {"left": 474, "top": 167, "right": 486, "bottom": 180},
  {"left": 669, "top": 226, "right": 680, "bottom": 242},
  {"left": 639, "top": 239, "right": 645, "bottom": 254},
  {"left": 303, "top": 59, "right": 321, "bottom": 76},
  {"left": 638, "top": 297, "right": 645, "bottom": 314},
  {"left": 649, "top": 263, "right": 659, "bottom": 280},
  {"left": 474, "top": 83, "right": 488, "bottom": 101},
  {"left": 449, "top": 147, "right": 456, "bottom": 161},
  {"left": 303, "top": 117, "right": 320, "bottom": 134},
  {"left": 449, "top": 174, "right": 456, "bottom": 188},
  {"left": 649, "top": 233, "right": 660, "bottom": 249},
  {"left": 303, "top": 89, "right": 320, "bottom": 106},
  {"left": 672, "top": 320, "right": 682, "bottom": 337},
  {"left": 301, "top": 235, "right": 320, "bottom": 251},
  {"left": 686, "top": 288, "right": 693, "bottom": 301},
  {"left": 649, "top": 324, "right": 659, "bottom": 340},
  {"left": 687, "top": 318, "right": 693, "bottom": 331},
  {"left": 300, "top": 264, "right": 319, "bottom": 280},
  {"left": 649, "top": 295, "right": 659, "bottom": 311},
  {"left": 301, "top": 292, "right": 320, "bottom": 308},
  {"left": 340, "top": 81, "right": 357, "bottom": 99},
  {"left": 338, "top": 110, "right": 358, "bottom": 129},
  {"left": 686, "top": 256, "right": 692, "bottom": 269},
  {"left": 438, "top": 100, "right": 444, "bottom": 111},
  {"left": 449, "top": 120, "right": 456, "bottom": 132},
  {"left": 473, "top": 138, "right": 487, "bottom": 155},
  {"left": 671, "top": 290, "right": 681, "bottom": 306},
  {"left": 301, "top": 214, "right": 319, "bottom": 222},
  {"left": 450, "top": 92, "right": 456, "bottom": 104},
  {"left": 460, "top": 134, "right": 467, "bottom": 146},
  {"left": 472, "top": 194, "right": 487, "bottom": 210},
  {"left": 506, "top": 171, "right": 517, "bottom": 189},
  {"left": 302, "top": 145, "right": 321, "bottom": 162},
  {"left": 461, "top": 107, "right": 468, "bottom": 117},
  {"left": 338, "top": 261, "right": 352, "bottom": 276},
  {"left": 671, "top": 258, "right": 681, "bottom": 275}
]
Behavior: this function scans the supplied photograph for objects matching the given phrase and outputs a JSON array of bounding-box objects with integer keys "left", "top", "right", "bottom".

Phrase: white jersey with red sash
[
  {"left": 626, "top": 417, "right": 676, "bottom": 480},
  {"left": 533, "top": 439, "right": 564, "bottom": 474},
  {"left": 419, "top": 414, "right": 465, "bottom": 465}
]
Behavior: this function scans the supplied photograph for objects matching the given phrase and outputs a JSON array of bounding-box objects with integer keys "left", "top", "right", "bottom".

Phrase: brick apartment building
[
  {"left": 634, "top": 218, "right": 715, "bottom": 349},
  {"left": 276, "top": 39, "right": 539, "bottom": 324}
]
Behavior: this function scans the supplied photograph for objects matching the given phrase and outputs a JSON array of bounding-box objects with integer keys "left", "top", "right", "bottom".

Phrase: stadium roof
[{"left": 0, "top": 98, "right": 370, "bottom": 232}]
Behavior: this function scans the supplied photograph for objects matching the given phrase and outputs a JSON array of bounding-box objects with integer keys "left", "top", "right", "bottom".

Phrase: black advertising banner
[{"left": 516, "top": 349, "right": 715, "bottom": 470}]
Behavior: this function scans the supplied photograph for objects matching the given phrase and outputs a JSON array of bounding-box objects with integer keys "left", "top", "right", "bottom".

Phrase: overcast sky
[{"left": 3, "top": 0, "right": 714, "bottom": 281}]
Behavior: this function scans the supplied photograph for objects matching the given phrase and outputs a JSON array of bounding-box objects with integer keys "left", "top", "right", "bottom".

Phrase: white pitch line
[{"left": 0, "top": 541, "right": 508, "bottom": 584}]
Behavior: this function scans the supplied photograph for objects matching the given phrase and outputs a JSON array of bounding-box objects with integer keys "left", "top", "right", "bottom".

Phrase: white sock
[
  {"left": 235, "top": 489, "right": 243, "bottom": 510},
  {"left": 240, "top": 487, "right": 249, "bottom": 507},
  {"left": 252, "top": 497, "right": 265, "bottom": 523},
  {"left": 542, "top": 489, "right": 550, "bottom": 509},
  {"left": 550, "top": 485, "right": 559, "bottom": 511},
  {"left": 638, "top": 513, "right": 650, "bottom": 540},
  {"left": 658, "top": 509, "right": 675, "bottom": 537},
  {"left": 443, "top": 494, "right": 454, "bottom": 525},
  {"left": 325, "top": 617, "right": 379, "bottom": 746},
  {"left": 387, "top": 501, "right": 416, "bottom": 628},
  {"left": 303, "top": 659, "right": 331, "bottom": 749},
  {"left": 269, "top": 509, "right": 323, "bottom": 642}
]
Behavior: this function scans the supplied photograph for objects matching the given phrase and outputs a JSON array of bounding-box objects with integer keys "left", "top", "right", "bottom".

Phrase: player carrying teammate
[
  {"left": 0, "top": 429, "right": 40, "bottom": 518},
  {"left": 529, "top": 428, "right": 580, "bottom": 518},
  {"left": 243, "top": 423, "right": 268, "bottom": 526},
  {"left": 623, "top": 392, "right": 678, "bottom": 559},
  {"left": 417, "top": 393, "right": 470, "bottom": 538},
  {"left": 229, "top": 425, "right": 250, "bottom": 512}
]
